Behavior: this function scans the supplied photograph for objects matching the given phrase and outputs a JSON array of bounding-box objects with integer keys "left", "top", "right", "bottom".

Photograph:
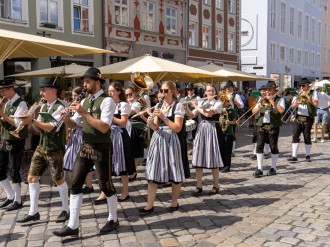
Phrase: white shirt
[
  {"left": 293, "top": 91, "right": 318, "bottom": 116},
  {"left": 37, "top": 98, "right": 65, "bottom": 127},
  {"left": 193, "top": 99, "right": 223, "bottom": 115},
  {"left": 115, "top": 101, "right": 131, "bottom": 115},
  {"left": 4, "top": 94, "right": 28, "bottom": 127},
  {"left": 129, "top": 99, "right": 141, "bottom": 113},
  {"left": 253, "top": 97, "right": 285, "bottom": 123},
  {"left": 71, "top": 89, "right": 116, "bottom": 127},
  {"left": 162, "top": 102, "right": 185, "bottom": 118},
  {"left": 234, "top": 93, "right": 244, "bottom": 109},
  {"left": 316, "top": 91, "right": 330, "bottom": 109}
]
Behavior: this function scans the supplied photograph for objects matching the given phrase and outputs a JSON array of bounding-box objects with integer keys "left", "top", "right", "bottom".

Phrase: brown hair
[
  {"left": 109, "top": 82, "right": 126, "bottom": 102},
  {"left": 205, "top": 83, "right": 218, "bottom": 99},
  {"left": 162, "top": 81, "right": 178, "bottom": 101}
]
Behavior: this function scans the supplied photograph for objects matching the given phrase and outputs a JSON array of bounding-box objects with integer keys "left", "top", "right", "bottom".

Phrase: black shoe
[
  {"left": 139, "top": 207, "right": 154, "bottom": 215},
  {"left": 128, "top": 173, "right": 137, "bottom": 182},
  {"left": 208, "top": 186, "right": 219, "bottom": 195},
  {"left": 267, "top": 168, "right": 277, "bottom": 176},
  {"left": 5, "top": 201, "right": 23, "bottom": 211},
  {"left": 56, "top": 211, "right": 69, "bottom": 223},
  {"left": 264, "top": 153, "right": 270, "bottom": 159},
  {"left": 250, "top": 154, "right": 257, "bottom": 160},
  {"left": 99, "top": 220, "right": 119, "bottom": 234},
  {"left": 306, "top": 155, "right": 311, "bottom": 162},
  {"left": 192, "top": 187, "right": 203, "bottom": 197},
  {"left": 287, "top": 156, "right": 298, "bottom": 162},
  {"left": 0, "top": 198, "right": 14, "bottom": 208},
  {"left": 17, "top": 212, "right": 40, "bottom": 223},
  {"left": 53, "top": 226, "right": 79, "bottom": 237},
  {"left": 82, "top": 186, "right": 94, "bottom": 194},
  {"left": 253, "top": 169, "right": 263, "bottom": 178},
  {"left": 220, "top": 166, "right": 230, "bottom": 173},
  {"left": 93, "top": 198, "right": 107, "bottom": 205},
  {"left": 117, "top": 195, "right": 130, "bottom": 202},
  {"left": 169, "top": 203, "right": 179, "bottom": 212}
]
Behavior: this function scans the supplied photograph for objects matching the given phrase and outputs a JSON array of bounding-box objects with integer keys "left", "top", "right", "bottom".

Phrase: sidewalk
[{"left": 0, "top": 123, "right": 330, "bottom": 247}]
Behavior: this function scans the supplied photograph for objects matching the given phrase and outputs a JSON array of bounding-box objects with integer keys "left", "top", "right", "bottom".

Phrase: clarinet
[{"left": 47, "top": 89, "right": 87, "bottom": 137}]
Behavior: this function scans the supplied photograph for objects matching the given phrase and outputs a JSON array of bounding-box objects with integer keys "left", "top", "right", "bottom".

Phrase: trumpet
[{"left": 260, "top": 89, "right": 285, "bottom": 109}]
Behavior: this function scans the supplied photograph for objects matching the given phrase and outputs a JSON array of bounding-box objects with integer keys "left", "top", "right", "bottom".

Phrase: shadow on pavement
[{"left": 0, "top": 233, "right": 25, "bottom": 243}]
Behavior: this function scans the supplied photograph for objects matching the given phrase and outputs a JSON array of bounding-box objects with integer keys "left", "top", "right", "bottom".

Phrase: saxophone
[{"left": 9, "top": 99, "right": 46, "bottom": 139}]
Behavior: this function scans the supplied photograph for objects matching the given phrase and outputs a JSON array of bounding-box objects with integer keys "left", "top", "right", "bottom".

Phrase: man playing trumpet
[{"left": 0, "top": 79, "right": 28, "bottom": 211}]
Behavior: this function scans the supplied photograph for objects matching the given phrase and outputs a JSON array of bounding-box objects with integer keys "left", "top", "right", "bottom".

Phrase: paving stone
[{"left": 279, "top": 237, "right": 300, "bottom": 245}]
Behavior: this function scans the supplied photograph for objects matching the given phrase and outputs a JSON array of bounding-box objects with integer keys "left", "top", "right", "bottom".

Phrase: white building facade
[{"left": 241, "top": 0, "right": 322, "bottom": 89}]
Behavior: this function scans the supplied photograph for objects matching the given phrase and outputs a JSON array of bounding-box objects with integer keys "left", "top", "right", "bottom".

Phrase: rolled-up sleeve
[
  {"left": 13, "top": 101, "right": 28, "bottom": 127},
  {"left": 100, "top": 97, "right": 116, "bottom": 126}
]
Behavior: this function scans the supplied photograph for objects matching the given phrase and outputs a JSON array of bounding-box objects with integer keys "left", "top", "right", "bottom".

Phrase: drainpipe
[{"left": 102, "top": 0, "right": 106, "bottom": 65}]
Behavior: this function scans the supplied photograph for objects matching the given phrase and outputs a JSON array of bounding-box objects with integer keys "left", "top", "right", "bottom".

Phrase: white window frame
[
  {"left": 270, "top": 0, "right": 276, "bottom": 29},
  {"left": 305, "top": 50, "right": 309, "bottom": 67},
  {"left": 72, "top": 0, "right": 94, "bottom": 34},
  {"left": 318, "top": 21, "right": 321, "bottom": 45},
  {"left": 270, "top": 42, "right": 276, "bottom": 60},
  {"left": 325, "top": 23, "right": 327, "bottom": 40},
  {"left": 114, "top": 0, "right": 129, "bottom": 27},
  {"left": 202, "top": 25, "right": 210, "bottom": 49},
  {"left": 189, "top": 21, "right": 198, "bottom": 46},
  {"left": 165, "top": 6, "right": 177, "bottom": 35},
  {"left": 289, "top": 47, "right": 294, "bottom": 63},
  {"left": 0, "top": 0, "right": 28, "bottom": 24},
  {"left": 215, "top": 0, "right": 222, "bottom": 9},
  {"left": 228, "top": 32, "right": 235, "bottom": 53},
  {"left": 289, "top": 6, "right": 294, "bottom": 36},
  {"left": 202, "top": 0, "right": 210, "bottom": 5},
  {"left": 316, "top": 53, "right": 321, "bottom": 68},
  {"left": 324, "top": 47, "right": 327, "bottom": 63},
  {"left": 281, "top": 1, "right": 286, "bottom": 33},
  {"left": 305, "top": 14, "right": 309, "bottom": 42},
  {"left": 310, "top": 52, "right": 315, "bottom": 68},
  {"left": 311, "top": 18, "right": 316, "bottom": 44},
  {"left": 298, "top": 10, "right": 302, "bottom": 39},
  {"left": 215, "top": 28, "right": 223, "bottom": 51},
  {"left": 297, "top": 49, "right": 302, "bottom": 64},
  {"left": 280, "top": 45, "right": 286, "bottom": 61},
  {"left": 141, "top": 1, "right": 155, "bottom": 31},
  {"left": 37, "top": 0, "right": 63, "bottom": 30},
  {"left": 228, "top": 0, "right": 235, "bottom": 14}
]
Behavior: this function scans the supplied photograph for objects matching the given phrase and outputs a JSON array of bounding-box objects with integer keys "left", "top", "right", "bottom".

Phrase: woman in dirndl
[
  {"left": 139, "top": 81, "right": 186, "bottom": 215},
  {"left": 184, "top": 84, "right": 224, "bottom": 196},
  {"left": 108, "top": 82, "right": 135, "bottom": 202}
]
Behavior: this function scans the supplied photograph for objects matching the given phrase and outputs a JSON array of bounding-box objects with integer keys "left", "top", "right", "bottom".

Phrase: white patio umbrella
[
  {"left": 314, "top": 79, "right": 330, "bottom": 87},
  {"left": 0, "top": 28, "right": 112, "bottom": 64}
]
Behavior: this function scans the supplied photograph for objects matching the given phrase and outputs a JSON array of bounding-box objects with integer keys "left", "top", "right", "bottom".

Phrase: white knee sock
[
  {"left": 232, "top": 141, "right": 236, "bottom": 153},
  {"left": 107, "top": 195, "right": 117, "bottom": 222},
  {"left": 292, "top": 143, "right": 299, "bottom": 157},
  {"left": 257, "top": 153, "right": 264, "bottom": 171},
  {"left": 68, "top": 194, "right": 83, "bottom": 230},
  {"left": 57, "top": 182, "right": 69, "bottom": 212},
  {"left": 0, "top": 178, "right": 14, "bottom": 200},
  {"left": 252, "top": 143, "right": 256, "bottom": 155},
  {"left": 28, "top": 182, "right": 40, "bottom": 215},
  {"left": 305, "top": 144, "right": 311, "bottom": 156},
  {"left": 264, "top": 144, "right": 270, "bottom": 154},
  {"left": 271, "top": 154, "right": 278, "bottom": 169},
  {"left": 12, "top": 183, "right": 21, "bottom": 203}
]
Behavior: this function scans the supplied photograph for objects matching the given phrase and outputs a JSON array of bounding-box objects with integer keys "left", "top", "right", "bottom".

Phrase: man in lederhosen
[
  {"left": 17, "top": 77, "right": 69, "bottom": 223},
  {"left": 252, "top": 81, "right": 285, "bottom": 177},
  {"left": 53, "top": 68, "right": 118, "bottom": 237},
  {"left": 0, "top": 79, "right": 28, "bottom": 211},
  {"left": 288, "top": 78, "right": 318, "bottom": 162}
]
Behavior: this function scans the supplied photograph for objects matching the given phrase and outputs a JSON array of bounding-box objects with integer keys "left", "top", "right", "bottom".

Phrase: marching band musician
[
  {"left": 287, "top": 78, "right": 318, "bottom": 162},
  {"left": 184, "top": 83, "right": 200, "bottom": 140},
  {"left": 185, "top": 84, "right": 224, "bottom": 196},
  {"left": 251, "top": 81, "right": 285, "bottom": 178},
  {"left": 17, "top": 77, "right": 69, "bottom": 222},
  {"left": 219, "top": 91, "right": 237, "bottom": 173},
  {"left": 108, "top": 82, "right": 135, "bottom": 202},
  {"left": 223, "top": 81, "right": 244, "bottom": 157},
  {"left": 0, "top": 79, "right": 28, "bottom": 211},
  {"left": 53, "top": 68, "right": 118, "bottom": 237},
  {"left": 139, "top": 81, "right": 186, "bottom": 215}
]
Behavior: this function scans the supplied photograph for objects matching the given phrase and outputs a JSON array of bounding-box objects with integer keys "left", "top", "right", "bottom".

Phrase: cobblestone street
[{"left": 0, "top": 123, "right": 330, "bottom": 247}]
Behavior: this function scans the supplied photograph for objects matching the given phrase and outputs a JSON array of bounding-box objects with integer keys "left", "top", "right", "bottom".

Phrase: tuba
[
  {"left": 131, "top": 72, "right": 154, "bottom": 111},
  {"left": 219, "top": 108, "right": 229, "bottom": 132}
]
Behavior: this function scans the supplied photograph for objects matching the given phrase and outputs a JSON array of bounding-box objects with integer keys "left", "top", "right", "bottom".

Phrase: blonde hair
[{"left": 162, "top": 81, "right": 178, "bottom": 101}]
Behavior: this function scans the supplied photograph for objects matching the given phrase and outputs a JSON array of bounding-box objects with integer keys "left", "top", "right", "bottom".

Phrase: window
[
  {"left": 297, "top": 49, "right": 302, "bottom": 64},
  {"left": 270, "top": 43, "right": 276, "bottom": 60},
  {"left": 189, "top": 22, "right": 197, "bottom": 46},
  {"left": 216, "top": 28, "right": 223, "bottom": 51},
  {"left": 280, "top": 45, "right": 285, "bottom": 61},
  {"left": 228, "top": 32, "right": 235, "bottom": 52},
  {"left": 305, "top": 15, "right": 309, "bottom": 41},
  {"left": 202, "top": 25, "right": 210, "bottom": 48},
  {"left": 289, "top": 7, "right": 294, "bottom": 36},
  {"left": 39, "top": 0, "right": 63, "bottom": 28},
  {"left": 289, "top": 47, "right": 294, "bottom": 63},
  {"left": 311, "top": 18, "right": 316, "bottom": 43},
  {"left": 114, "top": 0, "right": 128, "bottom": 26},
  {"left": 318, "top": 21, "right": 321, "bottom": 45},
  {"left": 324, "top": 47, "right": 327, "bottom": 63},
  {"left": 310, "top": 52, "right": 315, "bottom": 68},
  {"left": 305, "top": 50, "right": 309, "bottom": 67},
  {"left": 0, "top": 0, "right": 27, "bottom": 22},
  {"left": 325, "top": 23, "right": 327, "bottom": 39},
  {"left": 142, "top": 1, "right": 154, "bottom": 31},
  {"left": 328, "top": 48, "right": 330, "bottom": 63},
  {"left": 215, "top": 0, "right": 222, "bottom": 9},
  {"left": 281, "top": 2, "right": 286, "bottom": 33},
  {"left": 270, "top": 0, "right": 276, "bottom": 29},
  {"left": 317, "top": 53, "right": 321, "bottom": 68},
  {"left": 73, "top": 0, "right": 93, "bottom": 33},
  {"left": 298, "top": 11, "right": 302, "bottom": 38},
  {"left": 228, "top": 0, "right": 235, "bottom": 14},
  {"left": 202, "top": 0, "right": 210, "bottom": 4},
  {"left": 166, "top": 7, "right": 177, "bottom": 35}
]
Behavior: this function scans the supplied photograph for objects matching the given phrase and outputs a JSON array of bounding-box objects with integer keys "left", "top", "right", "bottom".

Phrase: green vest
[
  {"left": 1, "top": 98, "right": 28, "bottom": 140},
  {"left": 222, "top": 105, "right": 237, "bottom": 136},
  {"left": 39, "top": 100, "right": 66, "bottom": 150},
  {"left": 256, "top": 96, "right": 282, "bottom": 128},
  {"left": 82, "top": 93, "right": 111, "bottom": 143}
]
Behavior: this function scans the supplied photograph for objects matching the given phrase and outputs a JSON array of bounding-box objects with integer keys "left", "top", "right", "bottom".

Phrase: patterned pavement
[{"left": 0, "top": 123, "right": 330, "bottom": 247}]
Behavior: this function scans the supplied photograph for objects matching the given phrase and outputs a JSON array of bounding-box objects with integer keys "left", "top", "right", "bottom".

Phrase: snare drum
[{"left": 185, "top": 119, "right": 197, "bottom": 132}]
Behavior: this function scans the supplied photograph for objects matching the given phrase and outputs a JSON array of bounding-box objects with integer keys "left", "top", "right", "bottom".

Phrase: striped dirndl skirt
[
  {"left": 146, "top": 126, "right": 185, "bottom": 184},
  {"left": 192, "top": 120, "right": 223, "bottom": 169},
  {"left": 63, "top": 127, "right": 83, "bottom": 171}
]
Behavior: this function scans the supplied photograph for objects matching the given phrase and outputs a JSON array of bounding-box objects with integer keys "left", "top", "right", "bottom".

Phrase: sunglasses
[
  {"left": 126, "top": 93, "right": 133, "bottom": 97},
  {"left": 159, "top": 89, "right": 169, "bottom": 93},
  {"left": 299, "top": 85, "right": 307, "bottom": 88}
]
